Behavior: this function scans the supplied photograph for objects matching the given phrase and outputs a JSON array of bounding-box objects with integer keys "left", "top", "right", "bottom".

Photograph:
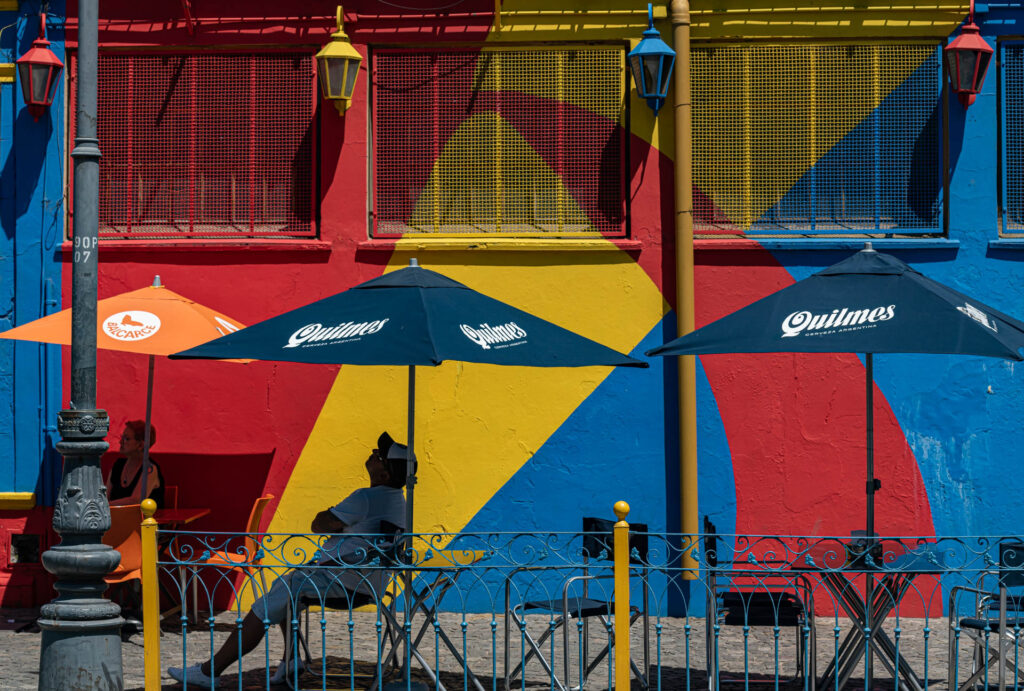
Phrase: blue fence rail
[{"left": 144, "top": 524, "right": 1024, "bottom": 691}]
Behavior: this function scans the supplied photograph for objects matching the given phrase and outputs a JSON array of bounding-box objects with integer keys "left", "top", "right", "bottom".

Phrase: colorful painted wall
[
  {"left": 3, "top": 0, "right": 1024, "bottom": 612},
  {"left": 57, "top": 0, "right": 678, "bottom": 550}
]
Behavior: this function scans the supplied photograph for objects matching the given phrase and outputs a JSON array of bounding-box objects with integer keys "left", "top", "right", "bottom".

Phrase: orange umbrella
[{"left": 0, "top": 276, "right": 245, "bottom": 498}]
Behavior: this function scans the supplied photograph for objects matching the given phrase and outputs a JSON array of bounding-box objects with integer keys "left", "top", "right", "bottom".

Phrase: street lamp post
[{"left": 37, "top": 1, "right": 124, "bottom": 688}]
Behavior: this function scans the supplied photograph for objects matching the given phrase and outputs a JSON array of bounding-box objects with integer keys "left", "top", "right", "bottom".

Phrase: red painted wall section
[
  {"left": 627, "top": 135, "right": 673, "bottom": 295},
  {"left": 0, "top": 511, "right": 56, "bottom": 607},
  {"left": 694, "top": 250, "right": 935, "bottom": 540}
]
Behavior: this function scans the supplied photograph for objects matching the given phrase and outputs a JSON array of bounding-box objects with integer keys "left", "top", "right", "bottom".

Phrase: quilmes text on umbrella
[
  {"left": 781, "top": 305, "right": 895, "bottom": 338},
  {"left": 460, "top": 322, "right": 527, "bottom": 349},
  {"left": 285, "top": 319, "right": 390, "bottom": 348}
]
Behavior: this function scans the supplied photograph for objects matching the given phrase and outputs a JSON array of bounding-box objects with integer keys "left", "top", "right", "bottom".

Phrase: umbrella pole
[
  {"left": 139, "top": 354, "right": 155, "bottom": 501},
  {"left": 397, "top": 365, "right": 417, "bottom": 688},
  {"left": 406, "top": 365, "right": 416, "bottom": 533},
  {"left": 866, "top": 353, "right": 874, "bottom": 541},
  {"left": 864, "top": 352, "right": 877, "bottom": 685}
]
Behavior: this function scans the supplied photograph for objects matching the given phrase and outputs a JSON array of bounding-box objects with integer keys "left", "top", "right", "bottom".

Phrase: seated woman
[{"left": 105, "top": 420, "right": 165, "bottom": 507}]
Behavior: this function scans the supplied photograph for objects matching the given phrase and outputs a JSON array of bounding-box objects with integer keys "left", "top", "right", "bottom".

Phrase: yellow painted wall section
[{"left": 268, "top": 255, "right": 667, "bottom": 539}]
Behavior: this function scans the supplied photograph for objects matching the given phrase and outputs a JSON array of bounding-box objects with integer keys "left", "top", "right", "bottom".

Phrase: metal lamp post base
[
  {"left": 38, "top": 410, "right": 124, "bottom": 691},
  {"left": 39, "top": 605, "right": 124, "bottom": 691}
]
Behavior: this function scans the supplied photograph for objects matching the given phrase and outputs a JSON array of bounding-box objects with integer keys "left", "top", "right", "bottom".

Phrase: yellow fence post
[
  {"left": 140, "top": 498, "right": 161, "bottom": 690},
  {"left": 613, "top": 500, "right": 631, "bottom": 690}
]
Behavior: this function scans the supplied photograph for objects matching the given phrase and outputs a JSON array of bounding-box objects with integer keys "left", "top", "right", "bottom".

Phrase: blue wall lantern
[{"left": 627, "top": 3, "right": 676, "bottom": 115}]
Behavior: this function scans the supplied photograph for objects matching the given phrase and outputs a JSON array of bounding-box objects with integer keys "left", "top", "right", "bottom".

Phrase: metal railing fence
[{"left": 132, "top": 503, "right": 1024, "bottom": 691}]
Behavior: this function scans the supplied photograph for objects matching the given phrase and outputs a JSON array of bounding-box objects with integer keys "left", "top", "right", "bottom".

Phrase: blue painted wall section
[
  {"left": 0, "top": 1, "right": 64, "bottom": 502},
  {"left": 463, "top": 322, "right": 737, "bottom": 615}
]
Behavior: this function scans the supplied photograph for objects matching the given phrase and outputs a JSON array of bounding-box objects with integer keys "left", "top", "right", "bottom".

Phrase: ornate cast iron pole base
[{"left": 38, "top": 410, "right": 124, "bottom": 691}]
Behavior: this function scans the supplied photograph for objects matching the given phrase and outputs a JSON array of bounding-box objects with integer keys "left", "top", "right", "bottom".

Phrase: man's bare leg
[{"left": 200, "top": 609, "right": 269, "bottom": 677}]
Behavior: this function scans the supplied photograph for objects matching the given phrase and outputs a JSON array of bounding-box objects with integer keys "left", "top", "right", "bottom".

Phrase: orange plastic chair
[
  {"left": 103, "top": 504, "right": 143, "bottom": 584},
  {"left": 183, "top": 494, "right": 274, "bottom": 622},
  {"left": 102, "top": 504, "right": 145, "bottom": 626}
]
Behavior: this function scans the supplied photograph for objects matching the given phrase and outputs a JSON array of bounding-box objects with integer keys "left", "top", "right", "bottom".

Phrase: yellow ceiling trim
[{"left": 389, "top": 237, "right": 631, "bottom": 251}]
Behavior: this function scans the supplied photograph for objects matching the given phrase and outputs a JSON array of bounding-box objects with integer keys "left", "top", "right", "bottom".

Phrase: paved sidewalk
[{"left": 0, "top": 608, "right": 981, "bottom": 690}]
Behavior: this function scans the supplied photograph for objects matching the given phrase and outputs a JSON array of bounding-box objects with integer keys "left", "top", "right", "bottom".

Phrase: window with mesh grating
[
  {"left": 70, "top": 53, "right": 315, "bottom": 239},
  {"left": 1003, "top": 43, "right": 1024, "bottom": 235},
  {"left": 372, "top": 46, "right": 626, "bottom": 237},
  {"left": 692, "top": 43, "right": 943, "bottom": 237}
]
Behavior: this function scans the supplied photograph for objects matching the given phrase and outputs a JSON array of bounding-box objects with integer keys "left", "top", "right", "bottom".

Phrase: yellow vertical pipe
[
  {"left": 671, "top": 0, "right": 698, "bottom": 579},
  {"left": 140, "top": 498, "right": 161, "bottom": 689},
  {"left": 612, "top": 500, "right": 631, "bottom": 690}
]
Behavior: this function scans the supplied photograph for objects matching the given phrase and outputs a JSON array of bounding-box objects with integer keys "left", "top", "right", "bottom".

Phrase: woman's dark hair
[{"left": 125, "top": 420, "right": 155, "bottom": 448}]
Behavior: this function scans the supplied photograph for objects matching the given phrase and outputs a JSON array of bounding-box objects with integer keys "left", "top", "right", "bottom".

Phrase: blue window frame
[{"left": 1001, "top": 41, "right": 1024, "bottom": 235}]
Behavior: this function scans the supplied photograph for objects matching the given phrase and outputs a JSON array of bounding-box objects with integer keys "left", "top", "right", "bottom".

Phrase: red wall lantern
[
  {"left": 944, "top": 0, "right": 993, "bottom": 108},
  {"left": 16, "top": 13, "right": 64, "bottom": 120}
]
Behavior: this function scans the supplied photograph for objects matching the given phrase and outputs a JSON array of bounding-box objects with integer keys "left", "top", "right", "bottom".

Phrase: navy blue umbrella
[
  {"left": 173, "top": 259, "right": 646, "bottom": 530},
  {"left": 647, "top": 244, "right": 1024, "bottom": 537}
]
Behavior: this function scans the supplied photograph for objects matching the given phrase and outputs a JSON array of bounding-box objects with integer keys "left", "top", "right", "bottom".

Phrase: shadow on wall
[
  {"left": 100, "top": 449, "right": 277, "bottom": 531},
  {"left": 0, "top": 109, "right": 52, "bottom": 240}
]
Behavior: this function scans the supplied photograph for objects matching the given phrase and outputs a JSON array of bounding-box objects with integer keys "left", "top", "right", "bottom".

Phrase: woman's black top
[{"left": 108, "top": 456, "right": 165, "bottom": 506}]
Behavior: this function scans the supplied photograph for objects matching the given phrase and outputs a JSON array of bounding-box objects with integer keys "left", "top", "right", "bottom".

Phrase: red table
[{"left": 153, "top": 508, "right": 211, "bottom": 526}]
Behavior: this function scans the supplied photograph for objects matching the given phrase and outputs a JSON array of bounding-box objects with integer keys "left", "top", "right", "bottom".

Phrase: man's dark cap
[{"left": 378, "top": 431, "right": 408, "bottom": 461}]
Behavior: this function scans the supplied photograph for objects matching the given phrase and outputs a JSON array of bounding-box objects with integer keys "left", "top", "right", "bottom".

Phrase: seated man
[{"left": 168, "top": 431, "right": 409, "bottom": 688}]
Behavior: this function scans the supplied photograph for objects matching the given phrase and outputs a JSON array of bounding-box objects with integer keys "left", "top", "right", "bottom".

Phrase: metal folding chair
[
  {"left": 949, "top": 541, "right": 1024, "bottom": 691},
  {"left": 704, "top": 516, "right": 815, "bottom": 691},
  {"left": 504, "top": 516, "right": 650, "bottom": 691},
  {"left": 376, "top": 548, "right": 489, "bottom": 691},
  {"left": 283, "top": 522, "right": 404, "bottom": 690}
]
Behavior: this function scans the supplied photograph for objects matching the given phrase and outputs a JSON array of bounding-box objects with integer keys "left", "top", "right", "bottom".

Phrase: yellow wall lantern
[{"left": 315, "top": 6, "right": 362, "bottom": 113}]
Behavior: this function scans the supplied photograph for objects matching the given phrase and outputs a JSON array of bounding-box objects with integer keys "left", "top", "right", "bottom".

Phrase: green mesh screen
[{"left": 372, "top": 47, "right": 626, "bottom": 236}]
